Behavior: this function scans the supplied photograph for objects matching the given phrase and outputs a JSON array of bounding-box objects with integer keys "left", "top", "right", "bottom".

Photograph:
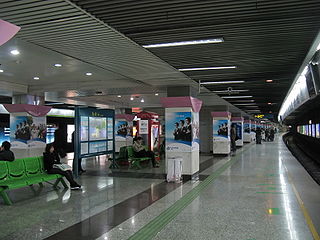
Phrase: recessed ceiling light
[
  {"left": 155, "top": 93, "right": 159, "bottom": 96},
  {"left": 268, "top": 102, "right": 272, "bottom": 105},
  {"left": 142, "top": 38, "right": 224, "bottom": 48},
  {"left": 10, "top": 49, "right": 20, "bottom": 55},
  {"left": 130, "top": 97, "right": 134, "bottom": 101},
  {"left": 269, "top": 111, "right": 272, "bottom": 113},
  {"left": 0, "top": 69, "right": 3, "bottom": 73},
  {"left": 141, "top": 98, "right": 145, "bottom": 103},
  {"left": 202, "top": 80, "right": 244, "bottom": 85},
  {"left": 86, "top": 72, "right": 92, "bottom": 76},
  {"left": 179, "top": 66, "right": 237, "bottom": 71},
  {"left": 117, "top": 95, "right": 121, "bottom": 98},
  {"left": 221, "top": 96, "right": 253, "bottom": 99},
  {"left": 33, "top": 77, "right": 40, "bottom": 80},
  {"left": 266, "top": 79, "right": 273, "bottom": 83},
  {"left": 54, "top": 63, "right": 62, "bottom": 67}
]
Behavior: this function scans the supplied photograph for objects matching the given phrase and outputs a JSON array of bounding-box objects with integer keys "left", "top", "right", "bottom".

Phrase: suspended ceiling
[
  {"left": 71, "top": 0, "right": 320, "bottom": 115},
  {"left": 0, "top": 0, "right": 319, "bottom": 117}
]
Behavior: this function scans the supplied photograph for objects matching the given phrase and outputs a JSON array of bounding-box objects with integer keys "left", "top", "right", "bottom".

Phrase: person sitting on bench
[
  {"left": 133, "top": 137, "right": 157, "bottom": 168},
  {"left": 0, "top": 141, "right": 15, "bottom": 162},
  {"left": 43, "top": 143, "right": 81, "bottom": 190}
]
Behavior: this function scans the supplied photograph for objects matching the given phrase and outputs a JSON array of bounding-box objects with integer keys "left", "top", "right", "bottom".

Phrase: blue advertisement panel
[
  {"left": 75, "top": 107, "right": 115, "bottom": 158},
  {"left": 10, "top": 115, "right": 46, "bottom": 148},
  {"left": 244, "top": 123, "right": 250, "bottom": 133},
  {"left": 192, "top": 112, "right": 200, "bottom": 151},
  {"left": 235, "top": 122, "right": 243, "bottom": 140},
  {"left": 0, "top": 127, "right": 10, "bottom": 145},
  {"left": 166, "top": 111, "right": 192, "bottom": 152},
  {"left": 115, "top": 120, "right": 133, "bottom": 140},
  {"left": 213, "top": 119, "right": 229, "bottom": 141}
]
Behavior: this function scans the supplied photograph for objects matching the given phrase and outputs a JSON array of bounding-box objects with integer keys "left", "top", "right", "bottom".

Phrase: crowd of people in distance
[
  {"left": 255, "top": 127, "right": 276, "bottom": 144},
  {"left": 15, "top": 120, "right": 46, "bottom": 141},
  {"left": 173, "top": 117, "right": 192, "bottom": 142}
]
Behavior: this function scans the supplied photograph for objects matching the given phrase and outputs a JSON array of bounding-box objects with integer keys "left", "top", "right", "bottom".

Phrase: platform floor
[{"left": 0, "top": 135, "right": 319, "bottom": 240}]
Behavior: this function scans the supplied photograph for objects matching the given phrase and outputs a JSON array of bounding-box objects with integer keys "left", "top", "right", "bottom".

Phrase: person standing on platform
[
  {"left": 72, "top": 131, "right": 85, "bottom": 174},
  {"left": 256, "top": 127, "right": 262, "bottom": 144},
  {"left": 270, "top": 128, "right": 275, "bottom": 141},
  {"left": 133, "top": 136, "right": 157, "bottom": 168},
  {"left": 54, "top": 125, "right": 66, "bottom": 159},
  {"left": 230, "top": 124, "right": 237, "bottom": 155}
]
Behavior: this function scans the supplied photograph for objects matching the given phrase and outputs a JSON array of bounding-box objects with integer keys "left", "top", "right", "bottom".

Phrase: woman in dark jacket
[{"left": 43, "top": 143, "right": 81, "bottom": 190}]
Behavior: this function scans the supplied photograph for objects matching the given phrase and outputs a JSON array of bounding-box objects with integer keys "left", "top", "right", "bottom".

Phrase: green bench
[
  {"left": 0, "top": 156, "right": 68, "bottom": 205},
  {"left": 127, "top": 146, "right": 151, "bottom": 169}
]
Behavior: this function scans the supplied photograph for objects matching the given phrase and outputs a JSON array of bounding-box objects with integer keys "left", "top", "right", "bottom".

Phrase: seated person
[
  {"left": 133, "top": 137, "right": 157, "bottom": 168},
  {"left": 43, "top": 143, "right": 81, "bottom": 190},
  {"left": 0, "top": 141, "right": 15, "bottom": 161}
]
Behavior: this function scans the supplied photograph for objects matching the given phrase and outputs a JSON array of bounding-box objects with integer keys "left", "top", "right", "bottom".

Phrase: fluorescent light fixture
[
  {"left": 117, "top": 95, "right": 121, "bottom": 98},
  {"left": 212, "top": 89, "right": 248, "bottom": 93},
  {"left": 10, "top": 49, "right": 20, "bottom": 55},
  {"left": 86, "top": 72, "right": 92, "bottom": 76},
  {"left": 140, "top": 98, "right": 145, "bottom": 103},
  {"left": 317, "top": 42, "right": 320, "bottom": 51},
  {"left": 0, "top": 69, "right": 3, "bottom": 73},
  {"left": 54, "top": 63, "right": 62, "bottom": 67},
  {"left": 201, "top": 80, "right": 244, "bottom": 85},
  {"left": 221, "top": 96, "right": 253, "bottom": 99},
  {"left": 130, "top": 97, "right": 134, "bottom": 101},
  {"left": 142, "top": 38, "right": 224, "bottom": 48},
  {"left": 228, "top": 100, "right": 255, "bottom": 103},
  {"left": 268, "top": 102, "right": 272, "bottom": 105},
  {"left": 179, "top": 66, "right": 237, "bottom": 71},
  {"left": 266, "top": 79, "right": 273, "bottom": 83},
  {"left": 233, "top": 103, "right": 257, "bottom": 106},
  {"left": 155, "top": 93, "right": 159, "bottom": 96},
  {"left": 33, "top": 77, "right": 40, "bottom": 80}
]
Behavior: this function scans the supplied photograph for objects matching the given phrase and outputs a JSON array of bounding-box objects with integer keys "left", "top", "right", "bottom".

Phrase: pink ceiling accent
[
  {"left": 136, "top": 111, "right": 159, "bottom": 120},
  {"left": 3, "top": 104, "right": 52, "bottom": 117},
  {"left": 160, "top": 97, "right": 203, "bottom": 112},
  {"left": 211, "top": 112, "right": 231, "bottom": 118},
  {"left": 0, "top": 19, "right": 21, "bottom": 46},
  {"left": 115, "top": 114, "right": 135, "bottom": 121},
  {"left": 231, "top": 117, "right": 244, "bottom": 121}
]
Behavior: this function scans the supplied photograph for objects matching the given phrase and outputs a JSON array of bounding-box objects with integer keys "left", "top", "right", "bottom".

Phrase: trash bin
[{"left": 167, "top": 157, "right": 183, "bottom": 183}]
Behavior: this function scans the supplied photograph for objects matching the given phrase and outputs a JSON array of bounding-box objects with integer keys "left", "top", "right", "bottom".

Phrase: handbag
[{"left": 53, "top": 163, "right": 72, "bottom": 171}]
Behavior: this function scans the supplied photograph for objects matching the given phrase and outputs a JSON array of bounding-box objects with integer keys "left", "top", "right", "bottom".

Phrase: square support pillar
[
  {"left": 211, "top": 112, "right": 231, "bottom": 154},
  {"left": 231, "top": 117, "right": 244, "bottom": 147},
  {"left": 161, "top": 97, "right": 202, "bottom": 180}
]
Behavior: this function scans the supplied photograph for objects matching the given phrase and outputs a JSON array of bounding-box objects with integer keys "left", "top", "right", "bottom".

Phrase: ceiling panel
[{"left": 71, "top": 0, "right": 320, "bottom": 115}]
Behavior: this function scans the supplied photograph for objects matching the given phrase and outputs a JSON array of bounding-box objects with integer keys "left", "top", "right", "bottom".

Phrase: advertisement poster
[
  {"left": 166, "top": 111, "right": 192, "bottom": 152},
  {"left": 235, "top": 122, "right": 243, "bottom": 140},
  {"left": 107, "top": 117, "right": 113, "bottom": 139},
  {"left": 80, "top": 116, "right": 89, "bottom": 141},
  {"left": 115, "top": 120, "right": 132, "bottom": 140},
  {"left": 0, "top": 127, "right": 10, "bottom": 145},
  {"left": 139, "top": 120, "right": 149, "bottom": 134},
  {"left": 10, "top": 115, "right": 46, "bottom": 148},
  {"left": 244, "top": 123, "right": 250, "bottom": 134},
  {"left": 251, "top": 123, "right": 256, "bottom": 132},
  {"left": 89, "top": 117, "right": 107, "bottom": 141},
  {"left": 316, "top": 124, "right": 320, "bottom": 138},
  {"left": 213, "top": 119, "right": 229, "bottom": 141},
  {"left": 192, "top": 112, "right": 200, "bottom": 151}
]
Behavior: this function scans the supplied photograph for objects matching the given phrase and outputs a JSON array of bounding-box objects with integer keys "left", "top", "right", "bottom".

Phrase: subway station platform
[{"left": 1, "top": 135, "right": 319, "bottom": 240}]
